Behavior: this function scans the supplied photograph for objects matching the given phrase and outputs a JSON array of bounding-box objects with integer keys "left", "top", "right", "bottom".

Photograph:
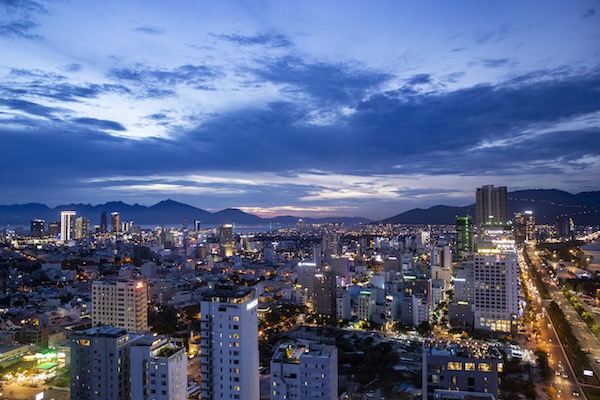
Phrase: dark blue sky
[{"left": 1, "top": 1, "right": 599, "bottom": 219}]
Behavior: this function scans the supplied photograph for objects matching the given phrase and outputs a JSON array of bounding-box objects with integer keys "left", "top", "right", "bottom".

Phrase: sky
[{"left": 1, "top": 0, "right": 599, "bottom": 220}]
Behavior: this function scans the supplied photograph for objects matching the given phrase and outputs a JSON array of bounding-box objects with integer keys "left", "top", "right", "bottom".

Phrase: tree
[{"left": 534, "top": 349, "right": 551, "bottom": 380}]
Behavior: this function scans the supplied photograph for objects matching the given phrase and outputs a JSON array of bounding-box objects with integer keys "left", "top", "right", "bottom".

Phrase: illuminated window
[
  {"left": 479, "top": 363, "right": 492, "bottom": 372},
  {"left": 233, "top": 386, "right": 240, "bottom": 391},
  {"left": 465, "top": 363, "right": 475, "bottom": 371},
  {"left": 233, "top": 316, "right": 240, "bottom": 322},
  {"left": 497, "top": 363, "right": 503, "bottom": 372},
  {"left": 447, "top": 362, "right": 462, "bottom": 370}
]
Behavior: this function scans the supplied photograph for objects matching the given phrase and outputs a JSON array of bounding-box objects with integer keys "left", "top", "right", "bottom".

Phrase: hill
[{"left": 379, "top": 189, "right": 600, "bottom": 225}]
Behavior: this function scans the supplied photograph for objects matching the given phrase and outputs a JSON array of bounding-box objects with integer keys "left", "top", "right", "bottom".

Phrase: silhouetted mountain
[
  {"left": 379, "top": 189, "right": 600, "bottom": 225},
  {"left": 0, "top": 200, "right": 370, "bottom": 227}
]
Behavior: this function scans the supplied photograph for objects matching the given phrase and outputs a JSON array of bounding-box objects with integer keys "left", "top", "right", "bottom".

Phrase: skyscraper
[
  {"left": 313, "top": 270, "right": 337, "bottom": 323},
  {"left": 199, "top": 285, "right": 259, "bottom": 400},
  {"left": 219, "top": 224, "right": 235, "bottom": 257},
  {"left": 100, "top": 211, "right": 107, "bottom": 233},
  {"left": 70, "top": 326, "right": 134, "bottom": 400},
  {"left": 60, "top": 210, "right": 76, "bottom": 242},
  {"left": 455, "top": 215, "right": 474, "bottom": 260},
  {"left": 92, "top": 279, "right": 148, "bottom": 333},
  {"left": 75, "top": 216, "right": 90, "bottom": 240},
  {"left": 30, "top": 219, "right": 45, "bottom": 237},
  {"left": 111, "top": 212, "right": 121, "bottom": 233},
  {"left": 472, "top": 228, "right": 520, "bottom": 333},
  {"left": 475, "top": 185, "right": 507, "bottom": 227}
]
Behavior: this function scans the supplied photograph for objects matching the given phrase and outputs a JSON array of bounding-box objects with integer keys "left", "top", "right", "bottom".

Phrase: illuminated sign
[
  {"left": 246, "top": 299, "right": 258, "bottom": 310},
  {"left": 584, "top": 370, "right": 594, "bottom": 377},
  {"left": 36, "top": 393, "right": 44, "bottom": 400}
]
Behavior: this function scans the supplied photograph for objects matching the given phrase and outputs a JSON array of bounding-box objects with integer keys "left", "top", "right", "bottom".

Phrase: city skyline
[{"left": 1, "top": 1, "right": 599, "bottom": 219}]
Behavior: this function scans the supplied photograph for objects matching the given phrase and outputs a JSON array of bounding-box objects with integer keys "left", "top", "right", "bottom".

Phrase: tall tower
[
  {"left": 472, "top": 229, "right": 520, "bottom": 333},
  {"left": 70, "top": 327, "right": 134, "bottom": 400},
  {"left": 111, "top": 212, "right": 121, "bottom": 234},
  {"left": 475, "top": 185, "right": 508, "bottom": 227},
  {"left": 219, "top": 224, "right": 235, "bottom": 257},
  {"left": 60, "top": 210, "right": 76, "bottom": 242},
  {"left": 313, "top": 270, "right": 337, "bottom": 323},
  {"left": 75, "top": 216, "right": 90, "bottom": 240},
  {"left": 30, "top": 219, "right": 45, "bottom": 237},
  {"left": 455, "top": 215, "right": 474, "bottom": 260},
  {"left": 100, "top": 211, "right": 107, "bottom": 233},
  {"left": 199, "top": 285, "right": 259, "bottom": 400},
  {"left": 92, "top": 279, "right": 148, "bottom": 333}
]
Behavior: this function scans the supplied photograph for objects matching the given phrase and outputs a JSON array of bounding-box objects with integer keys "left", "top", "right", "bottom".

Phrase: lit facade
[
  {"left": 270, "top": 341, "right": 338, "bottom": 400},
  {"left": 423, "top": 342, "right": 502, "bottom": 400},
  {"left": 130, "top": 335, "right": 188, "bottom": 400},
  {"left": 475, "top": 185, "right": 507, "bottom": 227},
  {"left": 70, "top": 326, "right": 134, "bottom": 400},
  {"left": 92, "top": 279, "right": 148, "bottom": 333},
  {"left": 60, "top": 210, "right": 76, "bottom": 242},
  {"left": 199, "top": 285, "right": 259, "bottom": 400}
]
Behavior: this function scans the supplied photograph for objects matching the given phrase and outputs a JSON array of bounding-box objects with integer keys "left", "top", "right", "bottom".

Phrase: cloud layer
[{"left": 0, "top": 1, "right": 599, "bottom": 219}]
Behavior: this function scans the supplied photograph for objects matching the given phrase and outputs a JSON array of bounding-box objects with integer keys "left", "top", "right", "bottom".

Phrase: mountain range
[
  {"left": 0, "top": 189, "right": 598, "bottom": 228},
  {"left": 0, "top": 199, "right": 370, "bottom": 227},
  {"left": 378, "top": 189, "right": 600, "bottom": 225}
]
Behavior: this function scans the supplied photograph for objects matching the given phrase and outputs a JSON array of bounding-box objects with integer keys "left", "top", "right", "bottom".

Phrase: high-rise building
[
  {"left": 313, "top": 270, "right": 337, "bottom": 322},
  {"left": 321, "top": 233, "right": 340, "bottom": 264},
  {"left": 111, "top": 212, "right": 121, "bottom": 234},
  {"left": 30, "top": 219, "right": 45, "bottom": 237},
  {"left": 219, "top": 224, "right": 235, "bottom": 257},
  {"left": 92, "top": 279, "right": 148, "bottom": 333},
  {"left": 70, "top": 326, "right": 134, "bottom": 400},
  {"left": 475, "top": 185, "right": 507, "bottom": 227},
  {"left": 472, "top": 229, "right": 520, "bottom": 333},
  {"left": 199, "top": 285, "right": 259, "bottom": 400},
  {"left": 48, "top": 222, "right": 59, "bottom": 238},
  {"left": 270, "top": 341, "right": 338, "bottom": 400},
  {"left": 130, "top": 335, "right": 188, "bottom": 400},
  {"left": 60, "top": 210, "right": 76, "bottom": 242},
  {"left": 75, "top": 216, "right": 90, "bottom": 240},
  {"left": 455, "top": 215, "right": 474, "bottom": 260},
  {"left": 194, "top": 219, "right": 202, "bottom": 231},
  {"left": 100, "top": 211, "right": 107, "bottom": 233}
]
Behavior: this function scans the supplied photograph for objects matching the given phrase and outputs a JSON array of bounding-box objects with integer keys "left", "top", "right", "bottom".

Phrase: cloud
[
  {"left": 406, "top": 74, "right": 432, "bottom": 86},
  {"left": 253, "top": 55, "right": 391, "bottom": 106},
  {"left": 73, "top": 117, "right": 126, "bottom": 132},
  {"left": 582, "top": 8, "right": 596, "bottom": 18},
  {"left": 0, "top": 98, "right": 61, "bottom": 117},
  {"left": 217, "top": 32, "right": 292, "bottom": 48},
  {"left": 479, "top": 58, "right": 515, "bottom": 68},
  {"left": 134, "top": 25, "right": 165, "bottom": 35},
  {"left": 0, "top": 20, "right": 39, "bottom": 38},
  {"left": 108, "top": 64, "right": 222, "bottom": 97}
]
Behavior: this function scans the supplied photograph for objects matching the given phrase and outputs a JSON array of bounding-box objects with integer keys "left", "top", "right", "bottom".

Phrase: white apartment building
[
  {"left": 199, "top": 285, "right": 259, "bottom": 400},
  {"left": 70, "top": 326, "right": 134, "bottom": 400},
  {"left": 92, "top": 278, "right": 148, "bottom": 333},
  {"left": 130, "top": 335, "right": 187, "bottom": 400},
  {"left": 472, "top": 249, "right": 520, "bottom": 332},
  {"left": 60, "top": 210, "right": 76, "bottom": 242},
  {"left": 270, "top": 341, "right": 338, "bottom": 400}
]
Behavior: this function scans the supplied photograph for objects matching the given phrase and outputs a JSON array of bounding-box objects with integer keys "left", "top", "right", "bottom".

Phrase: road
[{"left": 526, "top": 246, "right": 600, "bottom": 398}]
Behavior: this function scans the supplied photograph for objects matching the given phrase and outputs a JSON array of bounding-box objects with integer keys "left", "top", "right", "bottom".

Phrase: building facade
[
  {"left": 92, "top": 279, "right": 148, "bottom": 333},
  {"left": 199, "top": 285, "right": 259, "bottom": 400},
  {"left": 60, "top": 210, "right": 76, "bottom": 242},
  {"left": 130, "top": 335, "right": 187, "bottom": 400},
  {"left": 270, "top": 341, "right": 338, "bottom": 400},
  {"left": 475, "top": 185, "right": 507, "bottom": 227},
  {"left": 70, "top": 327, "right": 134, "bottom": 400}
]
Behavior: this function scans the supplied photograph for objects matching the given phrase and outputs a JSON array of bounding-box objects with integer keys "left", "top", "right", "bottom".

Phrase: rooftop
[{"left": 74, "top": 326, "right": 128, "bottom": 338}]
